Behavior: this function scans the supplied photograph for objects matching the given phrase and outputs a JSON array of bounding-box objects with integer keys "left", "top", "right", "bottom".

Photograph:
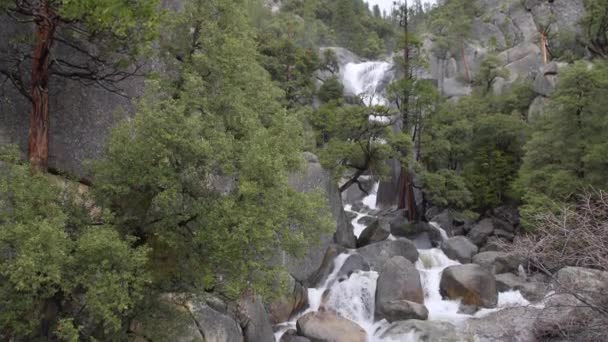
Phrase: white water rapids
[
  {"left": 275, "top": 184, "right": 531, "bottom": 341},
  {"left": 274, "top": 58, "right": 532, "bottom": 341}
]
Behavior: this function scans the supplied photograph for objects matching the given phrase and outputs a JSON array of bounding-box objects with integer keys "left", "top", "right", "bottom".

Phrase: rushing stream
[{"left": 274, "top": 57, "right": 532, "bottom": 341}]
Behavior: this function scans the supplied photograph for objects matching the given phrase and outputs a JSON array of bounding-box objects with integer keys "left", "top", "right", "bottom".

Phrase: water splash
[{"left": 341, "top": 61, "right": 394, "bottom": 106}]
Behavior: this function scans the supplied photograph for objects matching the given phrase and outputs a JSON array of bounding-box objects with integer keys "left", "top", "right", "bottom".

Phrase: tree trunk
[
  {"left": 397, "top": 168, "right": 416, "bottom": 221},
  {"left": 541, "top": 30, "right": 548, "bottom": 64},
  {"left": 28, "top": 0, "right": 56, "bottom": 172}
]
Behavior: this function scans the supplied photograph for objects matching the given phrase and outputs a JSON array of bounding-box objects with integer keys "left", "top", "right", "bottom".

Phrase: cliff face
[
  {"left": 422, "top": 0, "right": 585, "bottom": 99},
  {"left": 0, "top": 0, "right": 587, "bottom": 176}
]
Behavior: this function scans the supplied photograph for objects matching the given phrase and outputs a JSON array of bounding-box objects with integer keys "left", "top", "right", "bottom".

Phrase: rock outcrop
[
  {"left": 440, "top": 264, "right": 498, "bottom": 308},
  {"left": 357, "top": 239, "right": 419, "bottom": 270},
  {"left": 441, "top": 236, "right": 479, "bottom": 263},
  {"left": 285, "top": 153, "right": 356, "bottom": 283},
  {"left": 375, "top": 256, "right": 427, "bottom": 322},
  {"left": 472, "top": 251, "right": 525, "bottom": 274},
  {"left": 296, "top": 310, "right": 367, "bottom": 342},
  {"left": 380, "top": 320, "right": 464, "bottom": 342}
]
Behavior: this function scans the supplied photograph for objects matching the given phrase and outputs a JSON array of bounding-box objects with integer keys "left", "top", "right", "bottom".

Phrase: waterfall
[
  {"left": 341, "top": 61, "right": 394, "bottom": 106},
  {"left": 275, "top": 181, "right": 535, "bottom": 341},
  {"left": 275, "top": 54, "right": 532, "bottom": 341}
]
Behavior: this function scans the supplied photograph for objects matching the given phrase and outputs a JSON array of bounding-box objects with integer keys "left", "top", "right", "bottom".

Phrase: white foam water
[{"left": 341, "top": 61, "right": 393, "bottom": 106}]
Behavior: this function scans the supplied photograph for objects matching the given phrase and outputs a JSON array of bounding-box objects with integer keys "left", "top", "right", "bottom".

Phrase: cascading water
[
  {"left": 275, "top": 56, "right": 534, "bottom": 341},
  {"left": 341, "top": 61, "right": 394, "bottom": 106}
]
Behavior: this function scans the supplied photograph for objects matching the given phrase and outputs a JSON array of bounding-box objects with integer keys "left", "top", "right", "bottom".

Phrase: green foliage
[
  {"left": 472, "top": 54, "right": 510, "bottom": 95},
  {"left": 0, "top": 146, "right": 149, "bottom": 340},
  {"left": 318, "top": 76, "right": 344, "bottom": 103},
  {"left": 516, "top": 61, "right": 608, "bottom": 227},
  {"left": 309, "top": 102, "right": 410, "bottom": 186},
  {"left": 92, "top": 0, "right": 332, "bottom": 299},
  {"left": 257, "top": 13, "right": 322, "bottom": 107},
  {"left": 420, "top": 79, "right": 529, "bottom": 211},
  {"left": 580, "top": 0, "right": 608, "bottom": 57},
  {"left": 280, "top": 0, "right": 397, "bottom": 58},
  {"left": 427, "top": 0, "right": 477, "bottom": 57},
  {"left": 421, "top": 169, "right": 472, "bottom": 209}
]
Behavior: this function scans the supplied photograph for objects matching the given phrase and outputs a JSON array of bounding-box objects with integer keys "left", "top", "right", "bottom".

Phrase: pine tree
[
  {"left": 517, "top": 61, "right": 608, "bottom": 224},
  {"left": 0, "top": 0, "right": 159, "bottom": 171},
  {"left": 92, "top": 0, "right": 332, "bottom": 298}
]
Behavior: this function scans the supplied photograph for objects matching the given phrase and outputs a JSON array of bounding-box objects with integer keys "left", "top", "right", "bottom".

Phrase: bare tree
[{"left": 510, "top": 190, "right": 608, "bottom": 341}]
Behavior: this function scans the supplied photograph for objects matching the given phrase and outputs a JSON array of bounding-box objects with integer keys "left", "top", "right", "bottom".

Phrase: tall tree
[
  {"left": 93, "top": 0, "right": 332, "bottom": 297},
  {"left": 517, "top": 61, "right": 608, "bottom": 225},
  {"left": 580, "top": 0, "right": 608, "bottom": 57},
  {"left": 0, "top": 0, "right": 159, "bottom": 171},
  {"left": 427, "top": 0, "right": 476, "bottom": 83}
]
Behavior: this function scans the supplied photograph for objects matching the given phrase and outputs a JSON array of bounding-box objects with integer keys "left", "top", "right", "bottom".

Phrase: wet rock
[
  {"left": 356, "top": 219, "right": 390, "bottom": 247},
  {"left": 336, "top": 253, "right": 370, "bottom": 279},
  {"left": 356, "top": 215, "right": 376, "bottom": 226},
  {"left": 441, "top": 236, "right": 479, "bottom": 263},
  {"left": 376, "top": 300, "right": 428, "bottom": 322},
  {"left": 304, "top": 244, "right": 347, "bottom": 288},
  {"left": 440, "top": 264, "right": 498, "bottom": 308},
  {"left": 296, "top": 310, "right": 366, "bottom": 342},
  {"left": 495, "top": 273, "right": 548, "bottom": 302},
  {"left": 472, "top": 251, "right": 526, "bottom": 274},
  {"left": 237, "top": 295, "right": 274, "bottom": 342},
  {"left": 285, "top": 153, "right": 355, "bottom": 283},
  {"left": 380, "top": 320, "right": 464, "bottom": 341},
  {"left": 467, "top": 218, "right": 495, "bottom": 246},
  {"left": 375, "top": 256, "right": 426, "bottom": 322},
  {"left": 392, "top": 221, "right": 444, "bottom": 247},
  {"left": 466, "top": 306, "right": 542, "bottom": 342},
  {"left": 342, "top": 176, "right": 375, "bottom": 205},
  {"left": 345, "top": 211, "right": 358, "bottom": 220},
  {"left": 279, "top": 329, "right": 311, "bottom": 342},
  {"left": 189, "top": 301, "right": 244, "bottom": 342},
  {"left": 357, "top": 239, "right": 419, "bottom": 270},
  {"left": 267, "top": 275, "right": 308, "bottom": 324}
]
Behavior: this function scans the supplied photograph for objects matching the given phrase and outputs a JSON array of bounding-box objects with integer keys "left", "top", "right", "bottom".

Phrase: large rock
[
  {"left": 237, "top": 295, "right": 274, "bottom": 342},
  {"left": 441, "top": 236, "right": 478, "bottom": 263},
  {"left": 380, "top": 320, "right": 464, "bottom": 342},
  {"left": 189, "top": 302, "right": 244, "bottom": 342},
  {"left": 357, "top": 239, "right": 419, "bottom": 270},
  {"left": 467, "top": 218, "right": 495, "bottom": 246},
  {"left": 356, "top": 219, "right": 390, "bottom": 247},
  {"left": 533, "top": 293, "right": 600, "bottom": 341},
  {"left": 285, "top": 153, "right": 355, "bottom": 283},
  {"left": 342, "top": 176, "right": 375, "bottom": 205},
  {"left": 465, "top": 306, "right": 542, "bottom": 342},
  {"left": 336, "top": 253, "right": 370, "bottom": 279},
  {"left": 555, "top": 266, "right": 608, "bottom": 303},
  {"left": 280, "top": 330, "right": 311, "bottom": 342},
  {"left": 472, "top": 251, "right": 525, "bottom": 274},
  {"left": 375, "top": 256, "right": 427, "bottom": 322},
  {"left": 296, "top": 310, "right": 366, "bottom": 342},
  {"left": 495, "top": 273, "right": 548, "bottom": 302},
  {"left": 304, "top": 244, "right": 347, "bottom": 288},
  {"left": 439, "top": 264, "right": 498, "bottom": 308},
  {"left": 267, "top": 275, "right": 308, "bottom": 324}
]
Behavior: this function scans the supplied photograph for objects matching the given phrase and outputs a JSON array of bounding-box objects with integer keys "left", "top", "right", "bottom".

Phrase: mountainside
[{"left": 1, "top": 0, "right": 607, "bottom": 341}]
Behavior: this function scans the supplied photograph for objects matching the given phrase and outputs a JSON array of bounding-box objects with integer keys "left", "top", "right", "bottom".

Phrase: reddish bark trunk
[
  {"left": 541, "top": 31, "right": 548, "bottom": 64},
  {"left": 397, "top": 168, "right": 416, "bottom": 221},
  {"left": 27, "top": 0, "right": 56, "bottom": 172}
]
